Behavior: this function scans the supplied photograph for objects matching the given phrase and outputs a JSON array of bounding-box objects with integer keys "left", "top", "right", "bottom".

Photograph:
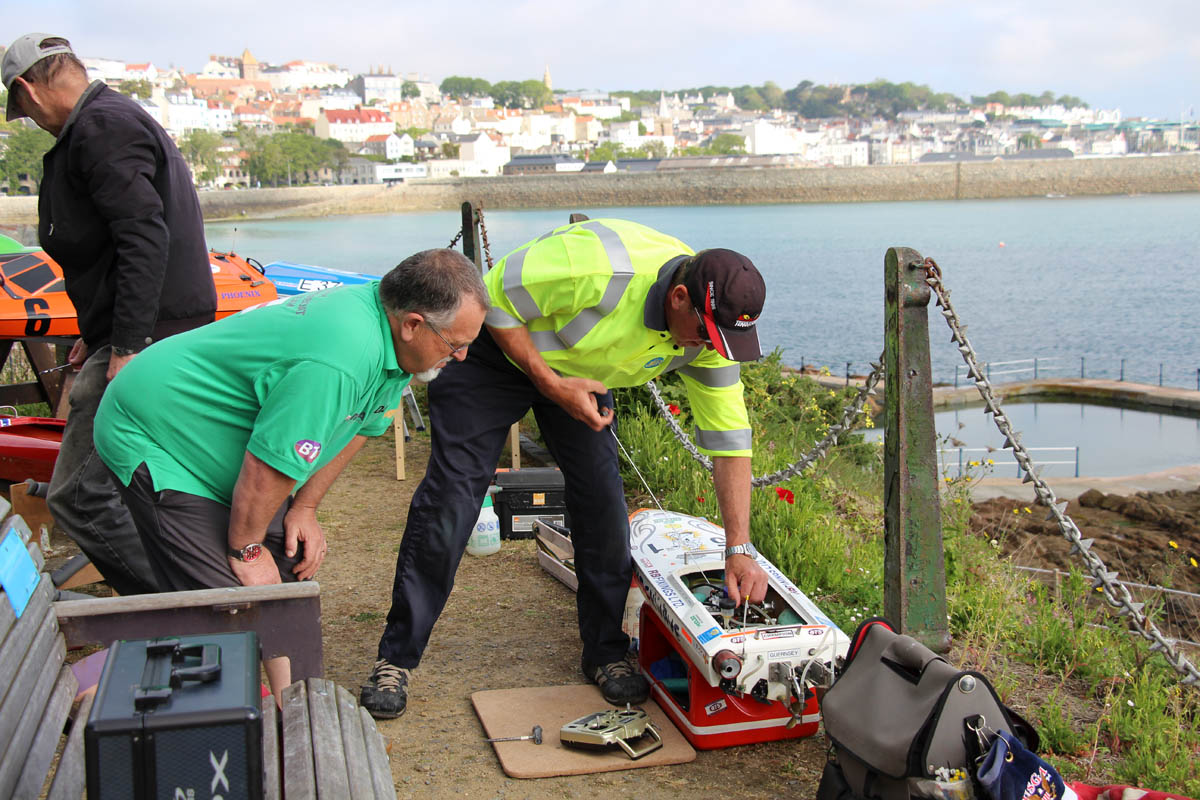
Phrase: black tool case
[
  {"left": 493, "top": 467, "right": 570, "bottom": 539},
  {"left": 85, "top": 631, "right": 263, "bottom": 800}
]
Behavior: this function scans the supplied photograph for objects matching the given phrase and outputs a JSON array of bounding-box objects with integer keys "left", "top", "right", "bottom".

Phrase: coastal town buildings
[{"left": 1, "top": 43, "right": 1195, "bottom": 196}]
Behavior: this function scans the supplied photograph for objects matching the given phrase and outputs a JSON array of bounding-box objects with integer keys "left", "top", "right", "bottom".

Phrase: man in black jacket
[{"left": 3, "top": 33, "right": 217, "bottom": 594}]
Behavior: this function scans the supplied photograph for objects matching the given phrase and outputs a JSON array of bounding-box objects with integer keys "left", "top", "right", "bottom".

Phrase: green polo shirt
[{"left": 95, "top": 283, "right": 410, "bottom": 505}]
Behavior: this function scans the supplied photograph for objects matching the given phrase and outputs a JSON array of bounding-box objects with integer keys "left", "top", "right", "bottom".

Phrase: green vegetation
[
  {"left": 439, "top": 75, "right": 493, "bottom": 99},
  {"left": 489, "top": 79, "right": 552, "bottom": 110},
  {"left": 178, "top": 129, "right": 223, "bottom": 183},
  {"left": 440, "top": 75, "right": 550, "bottom": 109},
  {"left": 116, "top": 79, "right": 153, "bottom": 99},
  {"left": 0, "top": 119, "right": 54, "bottom": 194},
  {"left": 242, "top": 130, "right": 349, "bottom": 186},
  {"left": 972, "top": 90, "right": 1088, "bottom": 109},
  {"left": 585, "top": 133, "right": 743, "bottom": 163},
  {"left": 612, "top": 353, "right": 1200, "bottom": 792},
  {"left": 611, "top": 80, "right": 1089, "bottom": 120}
]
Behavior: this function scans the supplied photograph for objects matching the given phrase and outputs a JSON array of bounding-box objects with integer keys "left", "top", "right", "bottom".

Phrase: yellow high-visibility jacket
[{"left": 483, "top": 218, "right": 752, "bottom": 457}]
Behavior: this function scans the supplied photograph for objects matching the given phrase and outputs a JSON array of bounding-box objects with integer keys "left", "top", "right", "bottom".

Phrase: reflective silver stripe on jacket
[
  {"left": 485, "top": 307, "right": 523, "bottom": 328},
  {"left": 530, "top": 329, "right": 565, "bottom": 352},
  {"left": 663, "top": 347, "right": 704, "bottom": 372},
  {"left": 537, "top": 221, "right": 635, "bottom": 351},
  {"left": 678, "top": 364, "right": 741, "bottom": 388},
  {"left": 695, "top": 427, "right": 753, "bottom": 452},
  {"left": 501, "top": 246, "right": 542, "bottom": 321}
]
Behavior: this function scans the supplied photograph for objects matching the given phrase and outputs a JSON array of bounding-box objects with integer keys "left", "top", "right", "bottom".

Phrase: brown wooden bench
[
  {"left": 0, "top": 497, "right": 91, "bottom": 799},
  {"left": 54, "top": 581, "right": 326, "bottom": 682},
  {"left": 264, "top": 679, "right": 397, "bottom": 800},
  {"left": 0, "top": 496, "right": 396, "bottom": 798}
]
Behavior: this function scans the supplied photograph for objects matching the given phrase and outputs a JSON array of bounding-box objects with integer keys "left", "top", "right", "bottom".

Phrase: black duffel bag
[{"left": 817, "top": 617, "right": 1038, "bottom": 800}]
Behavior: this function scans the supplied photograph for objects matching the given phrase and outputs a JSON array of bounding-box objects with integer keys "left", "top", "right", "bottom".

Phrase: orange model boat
[{"left": 0, "top": 249, "right": 279, "bottom": 340}]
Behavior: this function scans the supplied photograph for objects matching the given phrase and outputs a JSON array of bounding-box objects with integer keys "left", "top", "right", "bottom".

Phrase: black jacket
[{"left": 38, "top": 83, "right": 215, "bottom": 352}]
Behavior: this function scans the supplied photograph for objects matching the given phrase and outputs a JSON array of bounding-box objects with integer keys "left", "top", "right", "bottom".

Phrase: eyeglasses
[
  {"left": 425, "top": 320, "right": 469, "bottom": 357},
  {"left": 692, "top": 307, "right": 713, "bottom": 345}
]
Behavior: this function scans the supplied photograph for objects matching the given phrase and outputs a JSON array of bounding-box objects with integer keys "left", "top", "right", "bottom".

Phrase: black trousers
[
  {"left": 112, "top": 463, "right": 302, "bottom": 592},
  {"left": 377, "top": 329, "right": 632, "bottom": 669}
]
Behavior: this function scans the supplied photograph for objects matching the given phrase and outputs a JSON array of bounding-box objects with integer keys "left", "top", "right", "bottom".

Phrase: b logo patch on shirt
[
  {"left": 294, "top": 440, "right": 322, "bottom": 463},
  {"left": 643, "top": 357, "right": 665, "bottom": 369}
]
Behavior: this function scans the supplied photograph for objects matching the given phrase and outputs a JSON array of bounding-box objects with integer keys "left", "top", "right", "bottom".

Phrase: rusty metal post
[
  {"left": 461, "top": 201, "right": 483, "bottom": 271},
  {"left": 884, "top": 247, "right": 950, "bottom": 652}
]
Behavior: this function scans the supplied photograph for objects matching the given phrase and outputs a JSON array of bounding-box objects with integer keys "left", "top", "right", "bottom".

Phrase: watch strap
[{"left": 725, "top": 542, "right": 757, "bottom": 559}]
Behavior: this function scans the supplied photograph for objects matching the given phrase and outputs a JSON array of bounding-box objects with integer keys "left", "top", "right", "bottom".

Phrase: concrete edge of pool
[{"left": 804, "top": 374, "right": 1200, "bottom": 500}]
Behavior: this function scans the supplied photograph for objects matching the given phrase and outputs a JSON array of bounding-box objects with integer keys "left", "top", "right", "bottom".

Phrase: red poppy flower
[
  {"left": 697, "top": 496, "right": 705, "bottom": 503},
  {"left": 776, "top": 487, "right": 795, "bottom": 504},
  {"left": 667, "top": 404, "right": 681, "bottom": 416}
]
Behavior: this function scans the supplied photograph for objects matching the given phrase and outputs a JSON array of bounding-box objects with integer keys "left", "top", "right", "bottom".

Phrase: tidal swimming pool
[{"left": 864, "top": 400, "right": 1200, "bottom": 478}]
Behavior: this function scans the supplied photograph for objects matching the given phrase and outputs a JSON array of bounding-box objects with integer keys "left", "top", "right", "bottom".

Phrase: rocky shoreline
[{"left": 0, "top": 154, "right": 1196, "bottom": 230}]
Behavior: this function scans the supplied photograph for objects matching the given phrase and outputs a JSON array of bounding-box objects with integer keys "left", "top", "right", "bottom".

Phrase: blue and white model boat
[{"left": 261, "top": 261, "right": 377, "bottom": 296}]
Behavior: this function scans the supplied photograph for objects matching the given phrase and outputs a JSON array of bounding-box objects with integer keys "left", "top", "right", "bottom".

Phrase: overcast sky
[{"left": 7, "top": 0, "right": 1198, "bottom": 119}]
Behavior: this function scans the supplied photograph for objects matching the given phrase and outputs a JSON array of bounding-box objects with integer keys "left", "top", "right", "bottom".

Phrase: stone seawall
[{"left": 1, "top": 154, "right": 1196, "bottom": 229}]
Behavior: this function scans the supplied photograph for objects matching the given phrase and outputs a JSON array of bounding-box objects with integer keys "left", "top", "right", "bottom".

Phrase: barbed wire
[{"left": 919, "top": 255, "right": 1198, "bottom": 687}]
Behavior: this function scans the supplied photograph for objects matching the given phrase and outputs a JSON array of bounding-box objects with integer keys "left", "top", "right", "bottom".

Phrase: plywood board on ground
[{"left": 471, "top": 684, "right": 694, "bottom": 778}]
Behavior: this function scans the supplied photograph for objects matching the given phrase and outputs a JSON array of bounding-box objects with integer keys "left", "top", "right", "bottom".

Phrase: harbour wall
[{"left": 1, "top": 154, "right": 1197, "bottom": 228}]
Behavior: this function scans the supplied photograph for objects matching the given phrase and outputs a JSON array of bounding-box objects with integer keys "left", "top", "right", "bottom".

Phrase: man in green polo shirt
[
  {"left": 363, "top": 218, "right": 770, "bottom": 718},
  {"left": 93, "top": 248, "right": 488, "bottom": 692}
]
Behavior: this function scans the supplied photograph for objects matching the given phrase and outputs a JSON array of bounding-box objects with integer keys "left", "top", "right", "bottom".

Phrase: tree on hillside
[
  {"left": 759, "top": 81, "right": 785, "bottom": 109},
  {"left": 0, "top": 122, "right": 54, "bottom": 193},
  {"left": 586, "top": 142, "right": 621, "bottom": 163},
  {"left": 642, "top": 140, "right": 667, "bottom": 159},
  {"left": 401, "top": 81, "right": 421, "bottom": 100},
  {"left": 733, "top": 86, "right": 766, "bottom": 111},
  {"left": 323, "top": 139, "right": 349, "bottom": 178},
  {"left": 244, "top": 131, "right": 349, "bottom": 186},
  {"left": 1056, "top": 94, "right": 1088, "bottom": 109},
  {"left": 439, "top": 75, "right": 491, "bottom": 99},
  {"left": 247, "top": 137, "right": 287, "bottom": 186},
  {"left": 490, "top": 81, "right": 521, "bottom": 109},
  {"left": 710, "top": 133, "right": 746, "bottom": 154},
  {"left": 398, "top": 126, "right": 429, "bottom": 140},
  {"left": 117, "top": 79, "right": 153, "bottom": 99},
  {"left": 179, "top": 129, "right": 223, "bottom": 184},
  {"left": 519, "top": 79, "right": 552, "bottom": 108},
  {"left": 1018, "top": 133, "right": 1042, "bottom": 150}
]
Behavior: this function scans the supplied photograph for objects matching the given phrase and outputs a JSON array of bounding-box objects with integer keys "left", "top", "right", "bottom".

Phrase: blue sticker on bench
[{"left": 0, "top": 525, "right": 38, "bottom": 616}]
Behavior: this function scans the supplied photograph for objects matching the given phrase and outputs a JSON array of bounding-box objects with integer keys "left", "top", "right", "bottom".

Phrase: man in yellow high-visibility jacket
[{"left": 362, "top": 218, "right": 769, "bottom": 718}]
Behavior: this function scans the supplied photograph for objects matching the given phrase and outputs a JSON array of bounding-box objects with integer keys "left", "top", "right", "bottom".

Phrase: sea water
[{"left": 207, "top": 193, "right": 1200, "bottom": 389}]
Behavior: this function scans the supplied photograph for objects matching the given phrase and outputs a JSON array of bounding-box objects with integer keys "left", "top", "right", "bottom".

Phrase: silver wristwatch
[{"left": 724, "top": 542, "right": 758, "bottom": 559}]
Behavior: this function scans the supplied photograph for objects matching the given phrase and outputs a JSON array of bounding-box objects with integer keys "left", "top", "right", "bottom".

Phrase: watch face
[{"left": 240, "top": 543, "right": 263, "bottom": 562}]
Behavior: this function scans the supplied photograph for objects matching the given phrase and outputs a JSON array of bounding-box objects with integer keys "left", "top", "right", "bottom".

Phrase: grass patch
[{"left": 613, "top": 353, "right": 1200, "bottom": 792}]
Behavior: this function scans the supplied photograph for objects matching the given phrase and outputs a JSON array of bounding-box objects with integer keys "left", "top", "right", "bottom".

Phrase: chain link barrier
[
  {"left": 449, "top": 205, "right": 493, "bottom": 268},
  {"left": 645, "top": 357, "right": 883, "bottom": 488},
  {"left": 477, "top": 203, "right": 495, "bottom": 270},
  {"left": 919, "top": 256, "right": 1199, "bottom": 687}
]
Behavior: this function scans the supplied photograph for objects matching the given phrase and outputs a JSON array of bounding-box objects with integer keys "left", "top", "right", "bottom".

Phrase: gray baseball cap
[{"left": 3, "top": 33, "right": 77, "bottom": 121}]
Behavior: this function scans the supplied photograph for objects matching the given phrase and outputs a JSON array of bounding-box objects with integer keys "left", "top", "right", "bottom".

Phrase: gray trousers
[{"left": 47, "top": 345, "right": 160, "bottom": 595}]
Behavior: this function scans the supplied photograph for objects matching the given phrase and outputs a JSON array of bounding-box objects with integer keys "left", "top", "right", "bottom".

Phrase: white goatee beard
[{"left": 413, "top": 366, "right": 443, "bottom": 383}]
